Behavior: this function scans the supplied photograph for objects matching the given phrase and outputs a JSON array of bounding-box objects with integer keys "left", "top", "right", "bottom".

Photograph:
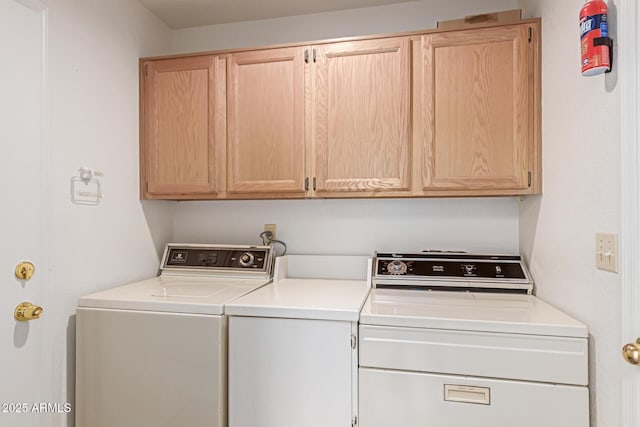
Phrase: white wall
[
  {"left": 45, "top": 0, "right": 173, "bottom": 425},
  {"left": 172, "top": 0, "right": 519, "bottom": 52},
  {"left": 170, "top": 0, "right": 523, "bottom": 257},
  {"left": 173, "top": 198, "right": 520, "bottom": 255},
  {"left": 518, "top": 1, "right": 621, "bottom": 426}
]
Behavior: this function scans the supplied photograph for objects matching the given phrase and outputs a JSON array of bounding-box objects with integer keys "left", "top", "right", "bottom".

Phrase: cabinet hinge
[
  {"left": 352, "top": 415, "right": 358, "bottom": 427},
  {"left": 144, "top": 64, "right": 149, "bottom": 77},
  {"left": 313, "top": 177, "right": 317, "bottom": 191},
  {"left": 528, "top": 27, "right": 532, "bottom": 43},
  {"left": 351, "top": 334, "right": 357, "bottom": 350},
  {"left": 305, "top": 177, "right": 309, "bottom": 191},
  {"left": 313, "top": 49, "right": 316, "bottom": 63},
  {"left": 304, "top": 49, "right": 309, "bottom": 64},
  {"left": 528, "top": 172, "right": 532, "bottom": 187}
]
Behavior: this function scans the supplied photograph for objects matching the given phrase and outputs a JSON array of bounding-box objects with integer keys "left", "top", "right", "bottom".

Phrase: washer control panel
[{"left": 161, "top": 244, "right": 274, "bottom": 276}]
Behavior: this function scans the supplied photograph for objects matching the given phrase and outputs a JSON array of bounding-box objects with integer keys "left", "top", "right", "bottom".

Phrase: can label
[
  {"left": 580, "top": 14, "right": 607, "bottom": 39},
  {"left": 580, "top": 1, "right": 610, "bottom": 76}
]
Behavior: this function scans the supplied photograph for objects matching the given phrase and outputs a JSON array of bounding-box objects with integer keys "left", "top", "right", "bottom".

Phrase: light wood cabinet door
[
  {"left": 420, "top": 24, "right": 538, "bottom": 193},
  {"left": 227, "top": 47, "right": 306, "bottom": 195},
  {"left": 313, "top": 37, "right": 411, "bottom": 195},
  {"left": 142, "top": 56, "right": 226, "bottom": 197}
]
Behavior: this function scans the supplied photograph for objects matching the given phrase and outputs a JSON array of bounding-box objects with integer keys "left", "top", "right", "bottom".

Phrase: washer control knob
[
  {"left": 239, "top": 252, "right": 254, "bottom": 267},
  {"left": 387, "top": 260, "right": 407, "bottom": 275}
]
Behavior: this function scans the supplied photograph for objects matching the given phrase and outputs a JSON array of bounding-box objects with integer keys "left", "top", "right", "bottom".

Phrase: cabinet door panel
[
  {"left": 229, "top": 317, "right": 353, "bottom": 427},
  {"left": 227, "top": 48, "right": 305, "bottom": 194},
  {"left": 422, "top": 25, "right": 532, "bottom": 191},
  {"left": 314, "top": 37, "right": 411, "bottom": 193},
  {"left": 143, "top": 56, "right": 223, "bottom": 196}
]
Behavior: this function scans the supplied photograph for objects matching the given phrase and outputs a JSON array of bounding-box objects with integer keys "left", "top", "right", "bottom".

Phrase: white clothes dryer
[
  {"left": 75, "top": 244, "right": 274, "bottom": 427},
  {"left": 358, "top": 252, "right": 589, "bottom": 427}
]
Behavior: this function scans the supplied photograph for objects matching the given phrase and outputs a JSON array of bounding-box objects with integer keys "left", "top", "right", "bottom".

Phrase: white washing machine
[
  {"left": 75, "top": 244, "right": 274, "bottom": 427},
  {"left": 359, "top": 252, "right": 589, "bottom": 427}
]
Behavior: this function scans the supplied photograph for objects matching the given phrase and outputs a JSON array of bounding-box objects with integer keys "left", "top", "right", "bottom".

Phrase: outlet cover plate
[{"left": 264, "top": 224, "right": 276, "bottom": 240}]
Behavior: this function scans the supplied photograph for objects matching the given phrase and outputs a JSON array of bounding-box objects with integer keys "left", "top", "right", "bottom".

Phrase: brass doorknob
[
  {"left": 14, "top": 302, "right": 43, "bottom": 321},
  {"left": 622, "top": 338, "right": 640, "bottom": 365},
  {"left": 15, "top": 262, "right": 35, "bottom": 280}
]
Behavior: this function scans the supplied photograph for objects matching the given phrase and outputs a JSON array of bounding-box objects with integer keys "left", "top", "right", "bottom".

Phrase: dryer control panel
[{"left": 373, "top": 252, "right": 533, "bottom": 294}]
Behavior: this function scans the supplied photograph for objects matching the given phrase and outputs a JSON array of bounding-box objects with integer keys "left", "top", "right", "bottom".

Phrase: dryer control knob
[
  {"left": 239, "top": 252, "right": 254, "bottom": 267},
  {"left": 387, "top": 260, "right": 407, "bottom": 275}
]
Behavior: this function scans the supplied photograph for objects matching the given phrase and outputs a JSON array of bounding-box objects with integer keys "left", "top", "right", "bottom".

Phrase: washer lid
[
  {"left": 359, "top": 289, "right": 588, "bottom": 338},
  {"left": 77, "top": 276, "right": 271, "bottom": 315}
]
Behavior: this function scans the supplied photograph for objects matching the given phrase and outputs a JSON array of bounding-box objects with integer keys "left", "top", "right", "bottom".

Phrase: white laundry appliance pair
[{"left": 76, "top": 247, "right": 589, "bottom": 427}]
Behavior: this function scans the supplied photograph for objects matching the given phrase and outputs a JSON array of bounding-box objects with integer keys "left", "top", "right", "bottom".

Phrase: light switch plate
[{"left": 595, "top": 232, "right": 618, "bottom": 273}]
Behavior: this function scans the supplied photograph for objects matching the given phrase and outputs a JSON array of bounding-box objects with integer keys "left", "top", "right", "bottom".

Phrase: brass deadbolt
[
  {"left": 14, "top": 302, "right": 43, "bottom": 321},
  {"left": 15, "top": 262, "right": 35, "bottom": 280},
  {"left": 622, "top": 338, "right": 640, "bottom": 366}
]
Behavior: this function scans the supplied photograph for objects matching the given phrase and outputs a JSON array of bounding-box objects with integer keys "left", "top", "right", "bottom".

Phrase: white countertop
[{"left": 225, "top": 278, "right": 371, "bottom": 321}]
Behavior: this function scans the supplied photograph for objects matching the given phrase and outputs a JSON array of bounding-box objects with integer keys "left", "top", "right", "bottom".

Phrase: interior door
[
  {"left": 0, "top": 1, "right": 49, "bottom": 426},
  {"left": 621, "top": 1, "right": 640, "bottom": 426}
]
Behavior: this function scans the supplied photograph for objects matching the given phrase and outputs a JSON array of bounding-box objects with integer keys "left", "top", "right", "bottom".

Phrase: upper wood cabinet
[
  {"left": 227, "top": 47, "right": 306, "bottom": 195},
  {"left": 139, "top": 18, "right": 541, "bottom": 200},
  {"left": 313, "top": 37, "right": 411, "bottom": 195},
  {"left": 141, "top": 56, "right": 226, "bottom": 198},
  {"left": 417, "top": 24, "right": 540, "bottom": 194}
]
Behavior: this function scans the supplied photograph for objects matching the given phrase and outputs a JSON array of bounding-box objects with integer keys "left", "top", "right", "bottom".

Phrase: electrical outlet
[
  {"left": 595, "top": 232, "right": 618, "bottom": 273},
  {"left": 264, "top": 224, "right": 276, "bottom": 240}
]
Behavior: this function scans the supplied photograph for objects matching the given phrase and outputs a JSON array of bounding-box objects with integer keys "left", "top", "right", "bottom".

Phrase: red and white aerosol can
[{"left": 580, "top": 0, "right": 611, "bottom": 76}]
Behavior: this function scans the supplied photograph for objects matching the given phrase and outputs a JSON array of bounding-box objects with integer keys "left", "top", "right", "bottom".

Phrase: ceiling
[{"left": 140, "top": 0, "right": 414, "bottom": 29}]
